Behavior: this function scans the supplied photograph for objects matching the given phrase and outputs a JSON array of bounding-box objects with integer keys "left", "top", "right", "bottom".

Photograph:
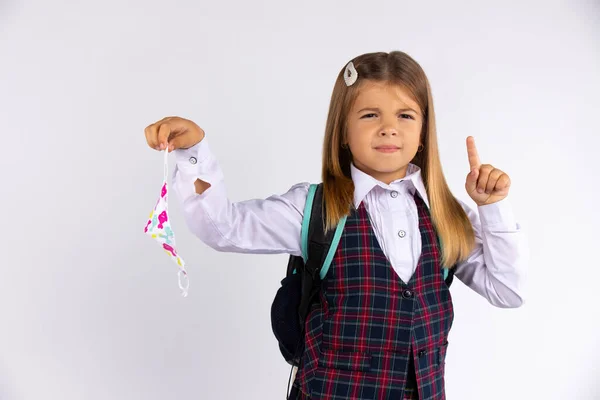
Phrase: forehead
[{"left": 352, "top": 80, "right": 419, "bottom": 111}]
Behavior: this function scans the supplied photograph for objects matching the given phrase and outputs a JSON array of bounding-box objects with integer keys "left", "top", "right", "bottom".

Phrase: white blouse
[{"left": 170, "top": 138, "right": 527, "bottom": 308}]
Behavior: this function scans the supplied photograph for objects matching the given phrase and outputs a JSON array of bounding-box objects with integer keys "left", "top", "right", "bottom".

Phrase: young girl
[{"left": 143, "top": 51, "right": 526, "bottom": 400}]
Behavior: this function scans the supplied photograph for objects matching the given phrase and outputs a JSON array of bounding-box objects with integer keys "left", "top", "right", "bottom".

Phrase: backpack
[{"left": 270, "top": 183, "right": 455, "bottom": 368}]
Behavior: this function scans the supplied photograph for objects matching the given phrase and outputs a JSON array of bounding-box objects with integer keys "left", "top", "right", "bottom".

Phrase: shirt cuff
[
  {"left": 171, "top": 138, "right": 223, "bottom": 203},
  {"left": 174, "top": 139, "right": 212, "bottom": 174},
  {"left": 477, "top": 198, "right": 518, "bottom": 230}
]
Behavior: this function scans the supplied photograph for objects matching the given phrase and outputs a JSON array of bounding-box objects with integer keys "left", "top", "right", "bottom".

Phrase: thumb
[
  {"left": 465, "top": 167, "right": 479, "bottom": 193},
  {"left": 167, "top": 133, "right": 186, "bottom": 152}
]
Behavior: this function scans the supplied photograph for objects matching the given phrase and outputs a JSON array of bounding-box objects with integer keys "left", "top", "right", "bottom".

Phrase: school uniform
[{"left": 171, "top": 139, "right": 527, "bottom": 399}]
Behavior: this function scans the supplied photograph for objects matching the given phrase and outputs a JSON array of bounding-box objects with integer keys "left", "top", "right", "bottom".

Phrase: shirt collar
[{"left": 350, "top": 162, "right": 430, "bottom": 209}]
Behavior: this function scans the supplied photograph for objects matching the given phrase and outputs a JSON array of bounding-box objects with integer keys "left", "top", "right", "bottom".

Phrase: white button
[
  {"left": 189, "top": 156, "right": 197, "bottom": 165},
  {"left": 398, "top": 230, "right": 406, "bottom": 238},
  {"left": 391, "top": 191, "right": 398, "bottom": 198}
]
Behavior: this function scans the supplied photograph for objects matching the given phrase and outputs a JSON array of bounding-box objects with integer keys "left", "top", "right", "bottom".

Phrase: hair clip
[{"left": 344, "top": 61, "right": 358, "bottom": 86}]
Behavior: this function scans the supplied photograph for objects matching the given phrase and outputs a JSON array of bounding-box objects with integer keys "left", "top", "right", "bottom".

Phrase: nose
[
  {"left": 378, "top": 113, "right": 399, "bottom": 136},
  {"left": 379, "top": 123, "right": 398, "bottom": 137}
]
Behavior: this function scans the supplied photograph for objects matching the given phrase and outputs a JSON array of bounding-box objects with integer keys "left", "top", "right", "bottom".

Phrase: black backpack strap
[
  {"left": 298, "top": 183, "right": 335, "bottom": 325},
  {"left": 444, "top": 267, "right": 455, "bottom": 287},
  {"left": 306, "top": 183, "right": 335, "bottom": 278}
]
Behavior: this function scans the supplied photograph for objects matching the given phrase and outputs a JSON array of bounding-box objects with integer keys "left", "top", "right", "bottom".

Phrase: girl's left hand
[{"left": 465, "top": 136, "right": 511, "bottom": 206}]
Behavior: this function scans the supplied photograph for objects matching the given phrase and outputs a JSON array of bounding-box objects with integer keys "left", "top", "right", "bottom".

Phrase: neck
[{"left": 354, "top": 162, "right": 409, "bottom": 185}]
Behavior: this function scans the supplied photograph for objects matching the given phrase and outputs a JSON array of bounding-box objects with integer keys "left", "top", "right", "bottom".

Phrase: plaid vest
[{"left": 294, "top": 191, "right": 454, "bottom": 399}]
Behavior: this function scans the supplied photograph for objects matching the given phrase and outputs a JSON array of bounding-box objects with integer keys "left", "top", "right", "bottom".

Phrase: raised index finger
[{"left": 466, "top": 136, "right": 481, "bottom": 170}]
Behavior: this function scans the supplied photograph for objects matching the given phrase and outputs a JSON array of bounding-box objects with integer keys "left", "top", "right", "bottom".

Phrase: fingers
[
  {"left": 144, "top": 117, "right": 176, "bottom": 151},
  {"left": 466, "top": 136, "right": 481, "bottom": 170},
  {"left": 494, "top": 173, "right": 511, "bottom": 192},
  {"left": 157, "top": 123, "right": 171, "bottom": 150},
  {"left": 485, "top": 168, "right": 503, "bottom": 194},
  {"left": 167, "top": 134, "right": 185, "bottom": 152},
  {"left": 465, "top": 166, "right": 479, "bottom": 193},
  {"left": 144, "top": 116, "right": 202, "bottom": 152},
  {"left": 144, "top": 122, "right": 164, "bottom": 150},
  {"left": 475, "top": 164, "right": 493, "bottom": 193},
  {"left": 475, "top": 165, "right": 509, "bottom": 194},
  {"left": 144, "top": 126, "right": 154, "bottom": 149}
]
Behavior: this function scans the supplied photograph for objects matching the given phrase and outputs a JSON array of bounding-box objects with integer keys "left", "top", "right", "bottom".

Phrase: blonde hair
[{"left": 321, "top": 51, "right": 475, "bottom": 268}]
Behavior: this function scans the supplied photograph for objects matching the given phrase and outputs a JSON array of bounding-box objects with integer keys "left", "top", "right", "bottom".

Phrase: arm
[
  {"left": 171, "top": 137, "right": 308, "bottom": 256},
  {"left": 453, "top": 198, "right": 528, "bottom": 308}
]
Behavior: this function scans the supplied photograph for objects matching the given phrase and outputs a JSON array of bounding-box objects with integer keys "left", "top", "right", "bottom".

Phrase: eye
[
  {"left": 361, "top": 113, "right": 377, "bottom": 119},
  {"left": 400, "top": 113, "right": 415, "bottom": 120}
]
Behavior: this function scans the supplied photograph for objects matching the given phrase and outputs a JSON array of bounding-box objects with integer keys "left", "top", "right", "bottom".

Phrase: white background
[{"left": 1, "top": 0, "right": 599, "bottom": 399}]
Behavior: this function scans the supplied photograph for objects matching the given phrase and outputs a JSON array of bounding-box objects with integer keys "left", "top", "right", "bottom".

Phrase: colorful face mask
[{"left": 144, "top": 147, "right": 189, "bottom": 297}]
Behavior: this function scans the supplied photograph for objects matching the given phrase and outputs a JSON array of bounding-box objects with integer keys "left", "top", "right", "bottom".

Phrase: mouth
[{"left": 374, "top": 145, "right": 401, "bottom": 153}]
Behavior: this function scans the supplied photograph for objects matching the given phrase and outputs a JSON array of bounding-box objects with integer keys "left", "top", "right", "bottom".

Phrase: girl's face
[{"left": 345, "top": 80, "right": 423, "bottom": 185}]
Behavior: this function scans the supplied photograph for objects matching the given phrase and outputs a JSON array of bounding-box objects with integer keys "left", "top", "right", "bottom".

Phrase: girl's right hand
[{"left": 144, "top": 116, "right": 205, "bottom": 152}]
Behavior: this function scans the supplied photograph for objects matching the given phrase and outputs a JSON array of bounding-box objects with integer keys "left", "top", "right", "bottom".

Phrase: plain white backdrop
[{"left": 1, "top": 0, "right": 599, "bottom": 399}]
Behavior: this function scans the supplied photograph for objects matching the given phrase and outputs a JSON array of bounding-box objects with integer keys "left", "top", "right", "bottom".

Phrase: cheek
[
  {"left": 349, "top": 131, "right": 369, "bottom": 145},
  {"left": 345, "top": 128, "right": 354, "bottom": 144},
  {"left": 405, "top": 123, "right": 422, "bottom": 145},
  {"left": 348, "top": 120, "right": 376, "bottom": 139},
  {"left": 347, "top": 132, "right": 371, "bottom": 156},
  {"left": 407, "top": 134, "right": 421, "bottom": 148}
]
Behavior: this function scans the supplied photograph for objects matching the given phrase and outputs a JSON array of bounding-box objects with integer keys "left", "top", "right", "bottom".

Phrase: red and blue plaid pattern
[{"left": 293, "top": 192, "right": 453, "bottom": 399}]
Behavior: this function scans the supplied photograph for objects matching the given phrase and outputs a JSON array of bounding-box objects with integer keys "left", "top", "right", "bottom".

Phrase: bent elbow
[{"left": 491, "top": 291, "right": 525, "bottom": 309}]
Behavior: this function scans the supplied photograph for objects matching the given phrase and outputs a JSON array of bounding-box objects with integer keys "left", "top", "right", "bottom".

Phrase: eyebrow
[{"left": 357, "top": 107, "right": 419, "bottom": 115}]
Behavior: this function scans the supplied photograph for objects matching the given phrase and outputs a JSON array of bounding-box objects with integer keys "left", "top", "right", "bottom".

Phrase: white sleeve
[
  {"left": 453, "top": 197, "right": 528, "bottom": 308},
  {"left": 171, "top": 138, "right": 308, "bottom": 256}
]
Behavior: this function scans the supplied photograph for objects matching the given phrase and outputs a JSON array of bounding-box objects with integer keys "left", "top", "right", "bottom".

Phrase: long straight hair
[{"left": 321, "top": 51, "right": 475, "bottom": 268}]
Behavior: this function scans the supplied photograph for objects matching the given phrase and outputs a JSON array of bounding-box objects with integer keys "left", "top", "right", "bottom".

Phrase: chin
[
  {"left": 354, "top": 154, "right": 409, "bottom": 173},
  {"left": 371, "top": 159, "right": 409, "bottom": 173}
]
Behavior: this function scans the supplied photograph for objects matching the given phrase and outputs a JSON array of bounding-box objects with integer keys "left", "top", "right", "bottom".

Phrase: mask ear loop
[
  {"left": 163, "top": 145, "right": 169, "bottom": 188},
  {"left": 164, "top": 147, "right": 190, "bottom": 298},
  {"left": 178, "top": 270, "right": 189, "bottom": 297}
]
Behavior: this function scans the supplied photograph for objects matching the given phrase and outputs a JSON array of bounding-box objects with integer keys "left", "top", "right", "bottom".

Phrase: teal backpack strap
[
  {"left": 319, "top": 215, "right": 346, "bottom": 279},
  {"left": 436, "top": 233, "right": 449, "bottom": 281},
  {"left": 297, "top": 183, "right": 346, "bottom": 280},
  {"left": 300, "top": 184, "right": 318, "bottom": 263}
]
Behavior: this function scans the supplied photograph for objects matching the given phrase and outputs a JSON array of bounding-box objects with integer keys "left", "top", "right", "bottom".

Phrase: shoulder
[
  {"left": 266, "top": 182, "right": 312, "bottom": 214},
  {"left": 285, "top": 182, "right": 311, "bottom": 198}
]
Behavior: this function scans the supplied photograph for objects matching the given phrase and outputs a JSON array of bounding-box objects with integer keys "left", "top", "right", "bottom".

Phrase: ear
[{"left": 340, "top": 133, "right": 348, "bottom": 148}]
